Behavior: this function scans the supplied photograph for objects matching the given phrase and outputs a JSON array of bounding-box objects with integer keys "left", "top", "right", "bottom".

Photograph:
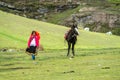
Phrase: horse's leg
[
  {"left": 67, "top": 42, "right": 71, "bottom": 56},
  {"left": 72, "top": 43, "right": 75, "bottom": 57}
]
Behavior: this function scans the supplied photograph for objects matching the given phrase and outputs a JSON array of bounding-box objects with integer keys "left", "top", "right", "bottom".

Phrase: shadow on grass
[
  {"left": 39, "top": 48, "right": 120, "bottom": 61},
  {"left": 39, "top": 54, "right": 67, "bottom": 61},
  {"left": 1, "top": 63, "right": 14, "bottom": 66},
  {"left": 0, "top": 48, "right": 119, "bottom": 62},
  {"left": 76, "top": 48, "right": 120, "bottom": 57},
  {"left": 0, "top": 53, "right": 27, "bottom": 61},
  {"left": 0, "top": 67, "right": 31, "bottom": 72}
]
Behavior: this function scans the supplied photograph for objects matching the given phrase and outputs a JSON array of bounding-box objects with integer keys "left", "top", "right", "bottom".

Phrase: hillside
[
  {"left": 0, "top": 10, "right": 68, "bottom": 49},
  {"left": 0, "top": 0, "right": 120, "bottom": 36},
  {"left": 0, "top": 10, "right": 120, "bottom": 80},
  {"left": 0, "top": 10, "right": 120, "bottom": 50}
]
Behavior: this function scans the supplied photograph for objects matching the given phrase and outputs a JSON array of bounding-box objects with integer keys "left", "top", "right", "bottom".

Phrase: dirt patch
[
  {"left": 101, "top": 67, "right": 110, "bottom": 69},
  {"left": 10, "top": 67, "right": 31, "bottom": 70},
  {"left": 63, "top": 70, "right": 75, "bottom": 74}
]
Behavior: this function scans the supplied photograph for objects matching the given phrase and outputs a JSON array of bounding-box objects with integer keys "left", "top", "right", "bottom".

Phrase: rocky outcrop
[
  {"left": 0, "top": 1, "right": 79, "bottom": 20},
  {"left": 0, "top": 1, "right": 15, "bottom": 10},
  {"left": 64, "top": 7, "right": 120, "bottom": 32},
  {"left": 92, "top": 12, "right": 120, "bottom": 28}
]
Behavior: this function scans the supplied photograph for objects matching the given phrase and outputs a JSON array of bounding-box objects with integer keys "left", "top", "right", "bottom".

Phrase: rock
[
  {"left": 7, "top": 49, "right": 15, "bottom": 52},
  {"left": 35, "top": 16, "right": 40, "bottom": 19},
  {"left": 37, "top": 8, "right": 48, "bottom": 14},
  {"left": 84, "top": 27, "right": 90, "bottom": 31},
  {"left": 1, "top": 48, "right": 7, "bottom": 52},
  {"left": 92, "top": 12, "right": 120, "bottom": 28},
  {"left": 0, "top": 1, "right": 5, "bottom": 6},
  {"left": 64, "top": 10, "right": 120, "bottom": 32},
  {"left": 98, "top": 64, "right": 101, "bottom": 67},
  {"left": 55, "top": 5, "right": 67, "bottom": 12},
  {"left": 0, "top": 1, "right": 15, "bottom": 9},
  {"left": 79, "top": 7, "right": 97, "bottom": 12},
  {"left": 8, "top": 49, "right": 14, "bottom": 52},
  {"left": 7, "top": 4, "right": 15, "bottom": 9},
  {"left": 106, "top": 31, "right": 112, "bottom": 35}
]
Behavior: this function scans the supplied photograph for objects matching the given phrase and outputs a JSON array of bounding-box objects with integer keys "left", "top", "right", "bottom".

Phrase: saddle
[{"left": 64, "top": 29, "right": 71, "bottom": 40}]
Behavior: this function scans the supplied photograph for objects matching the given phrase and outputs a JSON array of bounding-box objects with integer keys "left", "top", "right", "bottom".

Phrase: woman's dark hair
[{"left": 31, "top": 31, "right": 36, "bottom": 35}]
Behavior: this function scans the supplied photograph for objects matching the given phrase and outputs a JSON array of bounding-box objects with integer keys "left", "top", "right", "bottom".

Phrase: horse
[{"left": 66, "top": 24, "right": 79, "bottom": 57}]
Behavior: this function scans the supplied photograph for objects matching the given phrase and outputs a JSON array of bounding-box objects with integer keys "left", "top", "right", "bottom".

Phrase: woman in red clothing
[{"left": 26, "top": 31, "right": 40, "bottom": 60}]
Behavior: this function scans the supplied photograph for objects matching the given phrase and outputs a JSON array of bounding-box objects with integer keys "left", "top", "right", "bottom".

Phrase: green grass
[
  {"left": 47, "top": 6, "right": 81, "bottom": 24},
  {"left": 0, "top": 48, "right": 120, "bottom": 80},
  {"left": 0, "top": 10, "right": 120, "bottom": 50},
  {"left": 0, "top": 10, "right": 120, "bottom": 80},
  {"left": 0, "top": 10, "right": 68, "bottom": 49}
]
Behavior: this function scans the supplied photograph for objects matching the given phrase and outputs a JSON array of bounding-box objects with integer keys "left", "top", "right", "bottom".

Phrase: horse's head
[
  {"left": 71, "top": 24, "right": 79, "bottom": 35},
  {"left": 66, "top": 24, "right": 79, "bottom": 42}
]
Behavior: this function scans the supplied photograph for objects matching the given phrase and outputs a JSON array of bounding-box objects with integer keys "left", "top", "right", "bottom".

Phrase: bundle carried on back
[{"left": 64, "top": 29, "right": 71, "bottom": 40}]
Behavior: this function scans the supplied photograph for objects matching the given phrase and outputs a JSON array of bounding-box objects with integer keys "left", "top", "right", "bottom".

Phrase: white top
[{"left": 30, "top": 38, "right": 36, "bottom": 46}]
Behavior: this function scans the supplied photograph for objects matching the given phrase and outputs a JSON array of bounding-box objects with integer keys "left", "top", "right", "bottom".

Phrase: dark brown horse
[{"left": 66, "top": 24, "right": 79, "bottom": 57}]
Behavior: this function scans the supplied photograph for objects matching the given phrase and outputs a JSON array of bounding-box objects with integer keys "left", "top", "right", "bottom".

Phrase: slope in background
[{"left": 0, "top": 10, "right": 120, "bottom": 49}]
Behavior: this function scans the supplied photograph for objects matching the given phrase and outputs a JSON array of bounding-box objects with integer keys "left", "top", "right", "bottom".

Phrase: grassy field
[
  {"left": 0, "top": 10, "right": 120, "bottom": 80},
  {"left": 0, "top": 48, "right": 120, "bottom": 80},
  {"left": 0, "top": 10, "right": 68, "bottom": 49},
  {"left": 0, "top": 10, "right": 120, "bottom": 49}
]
